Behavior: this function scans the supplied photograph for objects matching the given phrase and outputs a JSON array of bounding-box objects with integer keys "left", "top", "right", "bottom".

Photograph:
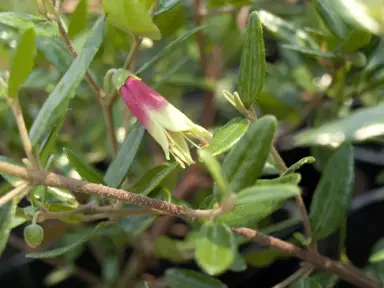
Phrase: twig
[
  {"left": 272, "top": 264, "right": 313, "bottom": 288},
  {"left": 0, "top": 182, "right": 29, "bottom": 206}
]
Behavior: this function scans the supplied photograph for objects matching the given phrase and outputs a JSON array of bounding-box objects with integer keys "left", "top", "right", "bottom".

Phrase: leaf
[
  {"left": 165, "top": 268, "right": 227, "bottom": 288},
  {"left": 221, "top": 115, "right": 277, "bottom": 193},
  {"left": 195, "top": 222, "right": 236, "bottom": 275},
  {"left": 312, "top": 271, "right": 338, "bottom": 288},
  {"left": 369, "top": 238, "right": 384, "bottom": 263},
  {"left": 128, "top": 162, "right": 178, "bottom": 195},
  {"left": 39, "top": 115, "right": 65, "bottom": 166},
  {"left": 245, "top": 248, "right": 285, "bottom": 267},
  {"left": 206, "top": 118, "right": 249, "bottom": 157},
  {"left": 8, "top": 27, "right": 35, "bottom": 98},
  {"left": 104, "top": 122, "right": 145, "bottom": 188},
  {"left": 282, "top": 44, "right": 339, "bottom": 58},
  {"left": 229, "top": 253, "right": 247, "bottom": 272},
  {"left": 154, "top": 236, "right": 188, "bottom": 263},
  {"left": 136, "top": 25, "right": 208, "bottom": 75},
  {"left": 218, "top": 184, "right": 300, "bottom": 227},
  {"left": 283, "top": 156, "right": 315, "bottom": 175},
  {"left": 68, "top": 0, "right": 88, "bottom": 39},
  {"left": 198, "top": 150, "right": 231, "bottom": 200},
  {"left": 310, "top": 143, "right": 354, "bottom": 239},
  {"left": 0, "top": 199, "right": 17, "bottom": 256},
  {"left": 290, "top": 277, "right": 322, "bottom": 288},
  {"left": 294, "top": 103, "right": 384, "bottom": 148},
  {"left": 64, "top": 148, "right": 104, "bottom": 184},
  {"left": 102, "top": 0, "right": 161, "bottom": 40},
  {"left": 155, "top": 0, "right": 180, "bottom": 15},
  {"left": 339, "top": 29, "right": 372, "bottom": 53},
  {"left": 256, "top": 173, "right": 301, "bottom": 185},
  {"left": 238, "top": 11, "right": 265, "bottom": 107},
  {"left": 0, "top": 12, "right": 58, "bottom": 36},
  {"left": 29, "top": 15, "right": 105, "bottom": 148},
  {"left": 26, "top": 222, "right": 106, "bottom": 258}
]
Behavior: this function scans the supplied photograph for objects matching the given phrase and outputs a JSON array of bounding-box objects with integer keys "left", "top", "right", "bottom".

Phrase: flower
[{"left": 120, "top": 76, "right": 212, "bottom": 168}]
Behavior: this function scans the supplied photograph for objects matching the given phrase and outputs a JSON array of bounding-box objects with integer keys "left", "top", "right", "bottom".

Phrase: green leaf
[
  {"left": 198, "top": 150, "right": 231, "bottom": 200},
  {"left": 282, "top": 44, "right": 339, "bottom": 58},
  {"left": 0, "top": 199, "right": 17, "bottom": 256},
  {"left": 310, "top": 143, "right": 354, "bottom": 239},
  {"left": 290, "top": 277, "right": 322, "bottom": 288},
  {"left": 245, "top": 248, "right": 285, "bottom": 267},
  {"left": 195, "top": 222, "right": 236, "bottom": 275},
  {"left": 155, "top": 236, "right": 188, "bottom": 263},
  {"left": 0, "top": 12, "right": 58, "bottom": 36},
  {"left": 29, "top": 15, "right": 105, "bottom": 148},
  {"left": 294, "top": 103, "right": 384, "bottom": 148},
  {"left": 8, "top": 27, "right": 35, "bottom": 98},
  {"left": 312, "top": 271, "right": 338, "bottom": 288},
  {"left": 238, "top": 11, "right": 265, "bottom": 107},
  {"left": 68, "top": 0, "right": 88, "bottom": 39},
  {"left": 206, "top": 118, "right": 249, "bottom": 157},
  {"left": 102, "top": 0, "right": 161, "bottom": 40},
  {"left": 339, "top": 29, "right": 372, "bottom": 53},
  {"left": 112, "top": 68, "right": 135, "bottom": 90},
  {"left": 283, "top": 156, "right": 315, "bottom": 175},
  {"left": 221, "top": 115, "right": 277, "bottom": 193},
  {"left": 369, "top": 238, "right": 384, "bottom": 263},
  {"left": 128, "top": 162, "right": 178, "bottom": 195},
  {"left": 155, "top": 0, "right": 180, "bottom": 15},
  {"left": 314, "top": 0, "right": 350, "bottom": 39},
  {"left": 136, "top": 25, "right": 208, "bottom": 75},
  {"left": 26, "top": 222, "right": 106, "bottom": 258},
  {"left": 64, "top": 148, "right": 104, "bottom": 184},
  {"left": 104, "top": 122, "right": 145, "bottom": 188},
  {"left": 218, "top": 184, "right": 300, "bottom": 227},
  {"left": 229, "top": 253, "right": 247, "bottom": 272},
  {"left": 256, "top": 173, "right": 301, "bottom": 185},
  {"left": 39, "top": 115, "right": 65, "bottom": 166},
  {"left": 165, "top": 268, "right": 227, "bottom": 288}
]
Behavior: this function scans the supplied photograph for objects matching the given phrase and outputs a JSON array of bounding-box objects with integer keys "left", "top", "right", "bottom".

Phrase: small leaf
[
  {"left": 205, "top": 118, "right": 249, "bottom": 157},
  {"left": 0, "top": 12, "right": 58, "bottom": 36},
  {"left": 290, "top": 277, "right": 322, "bottom": 288},
  {"left": 369, "top": 238, "right": 384, "bottom": 263},
  {"left": 245, "top": 248, "right": 285, "bottom": 267},
  {"left": 8, "top": 27, "right": 35, "bottom": 98},
  {"left": 112, "top": 68, "right": 135, "bottom": 90},
  {"left": 256, "top": 173, "right": 301, "bottom": 185},
  {"left": 283, "top": 156, "right": 315, "bottom": 175},
  {"left": 310, "top": 143, "right": 354, "bottom": 239},
  {"left": 154, "top": 236, "right": 188, "bottom": 263},
  {"left": 64, "top": 148, "right": 104, "bottom": 184},
  {"left": 128, "top": 162, "right": 178, "bottom": 195},
  {"left": 238, "top": 11, "right": 265, "bottom": 107},
  {"left": 26, "top": 222, "right": 106, "bottom": 258},
  {"left": 0, "top": 199, "right": 17, "bottom": 256},
  {"left": 195, "top": 222, "right": 236, "bottom": 275},
  {"left": 136, "top": 25, "right": 208, "bottom": 75},
  {"left": 218, "top": 184, "right": 300, "bottom": 227},
  {"left": 29, "top": 16, "right": 105, "bottom": 148},
  {"left": 103, "top": 0, "right": 161, "bottom": 40},
  {"left": 229, "top": 253, "right": 247, "bottom": 272},
  {"left": 68, "top": 0, "right": 88, "bottom": 39},
  {"left": 198, "top": 150, "right": 231, "bottom": 200},
  {"left": 165, "top": 268, "right": 227, "bottom": 288},
  {"left": 155, "top": 0, "right": 180, "bottom": 15},
  {"left": 221, "top": 115, "right": 277, "bottom": 193},
  {"left": 282, "top": 44, "right": 339, "bottom": 58},
  {"left": 104, "top": 122, "right": 145, "bottom": 188}
]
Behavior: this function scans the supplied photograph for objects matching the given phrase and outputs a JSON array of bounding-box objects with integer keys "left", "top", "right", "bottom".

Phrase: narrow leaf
[
  {"left": 283, "top": 156, "right": 315, "bottom": 175},
  {"left": 29, "top": 16, "right": 105, "bottom": 148},
  {"left": 282, "top": 44, "right": 339, "bottom": 58},
  {"left": 68, "top": 0, "right": 88, "bottom": 39},
  {"left": 206, "top": 117, "right": 249, "bottom": 157},
  {"left": 221, "top": 115, "right": 277, "bottom": 193},
  {"left": 238, "top": 11, "right": 265, "bottom": 107},
  {"left": 0, "top": 199, "right": 17, "bottom": 256},
  {"left": 310, "top": 143, "right": 354, "bottom": 239},
  {"left": 104, "top": 122, "right": 145, "bottom": 188},
  {"left": 155, "top": 0, "right": 180, "bottom": 16},
  {"left": 165, "top": 268, "right": 227, "bottom": 288},
  {"left": 64, "top": 148, "right": 104, "bottom": 184},
  {"left": 256, "top": 173, "right": 301, "bottom": 185},
  {"left": 8, "top": 27, "right": 35, "bottom": 98}
]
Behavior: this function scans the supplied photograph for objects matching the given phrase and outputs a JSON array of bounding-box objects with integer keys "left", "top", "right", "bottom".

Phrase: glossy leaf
[
  {"left": 283, "top": 156, "right": 315, "bottom": 175},
  {"left": 198, "top": 150, "right": 231, "bottom": 200},
  {"left": 103, "top": 0, "right": 161, "bottom": 40},
  {"left": 221, "top": 115, "right": 277, "bottom": 193},
  {"left": 104, "top": 122, "right": 145, "bottom": 188},
  {"left": 205, "top": 118, "right": 249, "bottom": 157},
  {"left": 256, "top": 173, "right": 301, "bottom": 185},
  {"left": 155, "top": 0, "right": 180, "bottom": 15},
  {"left": 290, "top": 277, "right": 322, "bottom": 288},
  {"left": 0, "top": 199, "right": 17, "bottom": 256},
  {"left": 64, "top": 148, "right": 104, "bottom": 184},
  {"left": 0, "top": 12, "right": 58, "bottom": 36},
  {"left": 29, "top": 16, "right": 105, "bottom": 148},
  {"left": 195, "top": 222, "right": 236, "bottom": 275},
  {"left": 310, "top": 143, "right": 354, "bottom": 239},
  {"left": 128, "top": 162, "right": 178, "bottom": 195},
  {"left": 68, "top": 0, "right": 88, "bottom": 39},
  {"left": 294, "top": 103, "right": 384, "bottom": 148},
  {"left": 218, "top": 184, "right": 300, "bottom": 227},
  {"left": 8, "top": 27, "right": 35, "bottom": 98},
  {"left": 238, "top": 11, "right": 265, "bottom": 107},
  {"left": 165, "top": 268, "right": 227, "bottom": 288}
]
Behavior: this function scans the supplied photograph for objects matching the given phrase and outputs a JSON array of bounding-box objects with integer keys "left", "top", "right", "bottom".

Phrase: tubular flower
[{"left": 120, "top": 76, "right": 212, "bottom": 168}]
